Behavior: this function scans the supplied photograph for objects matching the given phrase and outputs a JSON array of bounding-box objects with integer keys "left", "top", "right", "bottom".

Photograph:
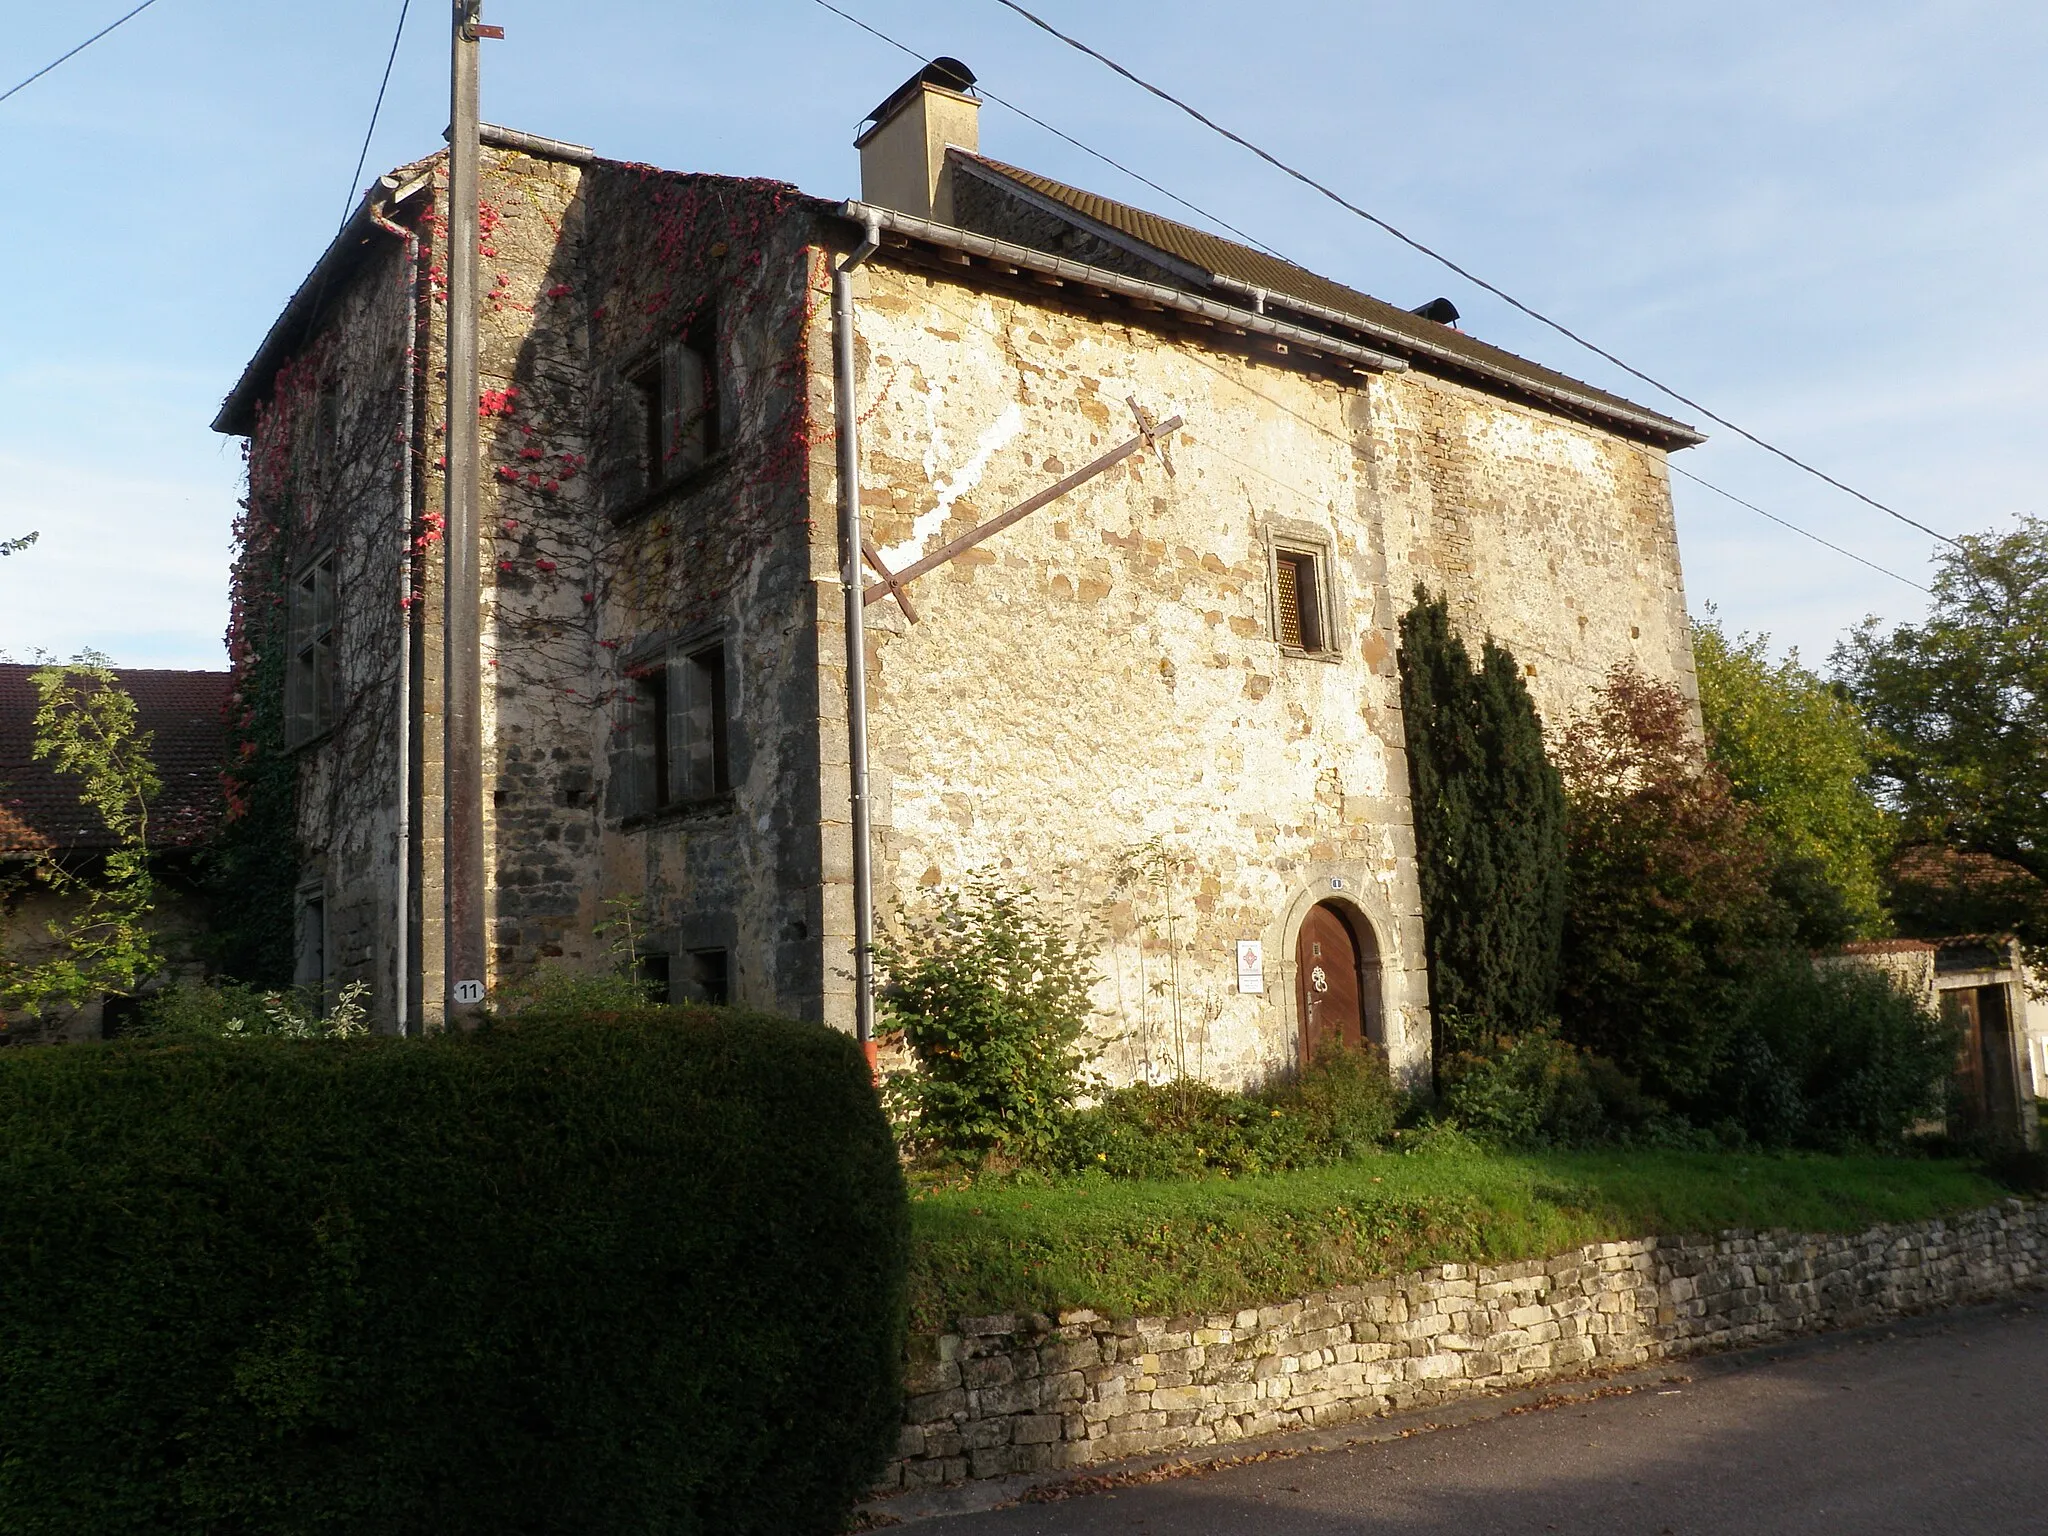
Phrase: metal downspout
[
  {"left": 370, "top": 198, "right": 420, "bottom": 1036},
  {"left": 834, "top": 210, "right": 883, "bottom": 1065}
]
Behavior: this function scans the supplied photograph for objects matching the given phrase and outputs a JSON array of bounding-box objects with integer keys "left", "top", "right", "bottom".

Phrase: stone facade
[{"left": 879, "top": 1200, "right": 2048, "bottom": 1492}]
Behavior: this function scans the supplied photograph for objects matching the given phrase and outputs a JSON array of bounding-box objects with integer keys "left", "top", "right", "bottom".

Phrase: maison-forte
[{"left": 213, "top": 59, "right": 1703, "bottom": 1087}]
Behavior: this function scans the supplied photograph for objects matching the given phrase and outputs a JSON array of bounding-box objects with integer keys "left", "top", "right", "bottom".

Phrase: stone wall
[{"left": 878, "top": 1200, "right": 2048, "bottom": 1492}]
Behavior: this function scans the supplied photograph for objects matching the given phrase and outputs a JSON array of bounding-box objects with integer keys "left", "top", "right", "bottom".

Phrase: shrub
[
  {"left": 1555, "top": 664, "right": 1788, "bottom": 1105},
  {"left": 1398, "top": 589, "right": 1568, "bottom": 1059},
  {"left": 1436, "top": 1030, "right": 1665, "bottom": 1149},
  {"left": 0, "top": 1009, "right": 907, "bottom": 1535},
  {"left": 879, "top": 876, "right": 1098, "bottom": 1162},
  {"left": 1051, "top": 1046, "right": 1402, "bottom": 1178},
  {"left": 1713, "top": 954, "right": 1957, "bottom": 1149}
]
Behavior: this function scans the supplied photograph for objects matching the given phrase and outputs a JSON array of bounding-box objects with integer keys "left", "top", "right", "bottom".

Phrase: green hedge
[{"left": 0, "top": 1008, "right": 907, "bottom": 1534}]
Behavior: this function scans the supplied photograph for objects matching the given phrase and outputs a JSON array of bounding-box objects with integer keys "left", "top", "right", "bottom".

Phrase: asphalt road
[{"left": 911, "top": 1301, "right": 2048, "bottom": 1535}]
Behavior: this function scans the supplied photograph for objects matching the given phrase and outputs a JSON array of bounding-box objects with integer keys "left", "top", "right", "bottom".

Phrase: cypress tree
[{"left": 1397, "top": 588, "right": 1567, "bottom": 1069}]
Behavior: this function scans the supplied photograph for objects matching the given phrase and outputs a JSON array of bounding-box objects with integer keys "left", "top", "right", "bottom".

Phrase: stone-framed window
[
  {"left": 286, "top": 552, "right": 337, "bottom": 744},
  {"left": 620, "top": 635, "right": 731, "bottom": 815},
  {"left": 1264, "top": 528, "right": 1338, "bottom": 658},
  {"left": 629, "top": 313, "right": 719, "bottom": 491}
]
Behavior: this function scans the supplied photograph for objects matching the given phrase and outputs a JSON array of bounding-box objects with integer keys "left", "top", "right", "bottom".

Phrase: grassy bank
[{"left": 907, "top": 1147, "right": 2004, "bottom": 1330}]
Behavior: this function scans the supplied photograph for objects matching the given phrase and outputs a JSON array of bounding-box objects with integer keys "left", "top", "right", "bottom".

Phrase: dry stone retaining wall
[{"left": 880, "top": 1200, "right": 2048, "bottom": 1492}]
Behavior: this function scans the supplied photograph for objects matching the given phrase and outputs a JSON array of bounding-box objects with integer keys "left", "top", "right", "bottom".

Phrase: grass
[{"left": 906, "top": 1145, "right": 2006, "bottom": 1330}]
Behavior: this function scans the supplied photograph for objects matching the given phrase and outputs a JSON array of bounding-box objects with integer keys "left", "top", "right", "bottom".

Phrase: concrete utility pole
[{"left": 444, "top": 0, "right": 493, "bottom": 1023}]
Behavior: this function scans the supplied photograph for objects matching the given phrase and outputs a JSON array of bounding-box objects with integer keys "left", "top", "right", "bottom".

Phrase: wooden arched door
[{"left": 1297, "top": 902, "right": 1380, "bottom": 1063}]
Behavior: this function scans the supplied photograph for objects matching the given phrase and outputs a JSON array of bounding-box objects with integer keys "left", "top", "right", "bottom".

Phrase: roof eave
[{"left": 210, "top": 164, "right": 436, "bottom": 437}]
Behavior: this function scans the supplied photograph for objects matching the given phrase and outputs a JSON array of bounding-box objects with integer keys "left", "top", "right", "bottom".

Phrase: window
[
  {"left": 637, "top": 952, "right": 672, "bottom": 1005},
  {"left": 682, "top": 948, "right": 729, "bottom": 1006},
  {"left": 624, "top": 638, "right": 731, "bottom": 814},
  {"left": 294, "top": 892, "right": 327, "bottom": 994},
  {"left": 632, "top": 319, "right": 718, "bottom": 490},
  {"left": 287, "top": 554, "right": 337, "bottom": 743},
  {"left": 1271, "top": 545, "right": 1330, "bottom": 654}
]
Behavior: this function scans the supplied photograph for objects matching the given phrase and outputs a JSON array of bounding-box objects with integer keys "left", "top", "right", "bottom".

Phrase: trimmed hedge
[{"left": 0, "top": 1008, "right": 907, "bottom": 1534}]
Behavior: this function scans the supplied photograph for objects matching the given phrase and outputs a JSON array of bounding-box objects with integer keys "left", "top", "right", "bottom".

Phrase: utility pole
[{"left": 444, "top": 0, "right": 493, "bottom": 1023}]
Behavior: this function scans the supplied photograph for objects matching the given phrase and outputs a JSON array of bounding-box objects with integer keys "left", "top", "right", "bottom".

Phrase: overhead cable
[
  {"left": 0, "top": 0, "right": 164, "bottom": 107},
  {"left": 985, "top": 0, "right": 1959, "bottom": 552},
  {"left": 338, "top": 0, "right": 414, "bottom": 232}
]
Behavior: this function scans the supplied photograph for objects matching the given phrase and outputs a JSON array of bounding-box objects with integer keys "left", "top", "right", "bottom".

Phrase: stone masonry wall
[{"left": 878, "top": 1200, "right": 2048, "bottom": 1493}]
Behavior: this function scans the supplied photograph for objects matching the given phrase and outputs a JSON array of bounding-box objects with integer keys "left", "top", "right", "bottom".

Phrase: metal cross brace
[{"left": 862, "top": 398, "right": 1184, "bottom": 619}]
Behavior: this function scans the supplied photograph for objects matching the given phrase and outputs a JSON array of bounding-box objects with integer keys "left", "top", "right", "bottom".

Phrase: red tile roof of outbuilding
[{"left": 0, "top": 665, "right": 230, "bottom": 856}]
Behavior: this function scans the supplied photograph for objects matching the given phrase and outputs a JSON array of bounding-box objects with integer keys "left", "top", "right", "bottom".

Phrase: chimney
[{"left": 856, "top": 58, "right": 979, "bottom": 224}]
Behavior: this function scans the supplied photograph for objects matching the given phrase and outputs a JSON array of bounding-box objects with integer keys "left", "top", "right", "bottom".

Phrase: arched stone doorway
[{"left": 1296, "top": 900, "right": 1384, "bottom": 1063}]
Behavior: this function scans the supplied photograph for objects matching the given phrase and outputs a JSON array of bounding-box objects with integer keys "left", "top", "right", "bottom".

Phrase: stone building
[{"left": 211, "top": 61, "right": 1703, "bottom": 1087}]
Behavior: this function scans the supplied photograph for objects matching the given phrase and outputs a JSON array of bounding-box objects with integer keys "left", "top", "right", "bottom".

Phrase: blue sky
[{"left": 1, "top": 0, "right": 2041, "bottom": 670}]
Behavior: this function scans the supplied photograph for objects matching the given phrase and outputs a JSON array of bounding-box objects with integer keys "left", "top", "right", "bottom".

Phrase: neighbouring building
[
  {"left": 0, "top": 664, "right": 229, "bottom": 1041},
  {"left": 1829, "top": 937, "right": 2043, "bottom": 1147},
  {"left": 211, "top": 60, "right": 1705, "bottom": 1087}
]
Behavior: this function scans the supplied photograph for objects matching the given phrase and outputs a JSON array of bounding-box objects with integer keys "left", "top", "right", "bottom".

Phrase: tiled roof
[
  {"left": 955, "top": 153, "right": 1700, "bottom": 447},
  {"left": 0, "top": 665, "right": 230, "bottom": 856}
]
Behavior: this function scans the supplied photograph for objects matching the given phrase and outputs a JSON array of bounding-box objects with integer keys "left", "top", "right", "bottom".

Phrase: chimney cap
[
  {"left": 1409, "top": 296, "right": 1461, "bottom": 326},
  {"left": 863, "top": 57, "right": 977, "bottom": 132}
]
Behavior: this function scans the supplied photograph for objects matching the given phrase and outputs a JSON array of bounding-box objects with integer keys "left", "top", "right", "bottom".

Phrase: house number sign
[{"left": 452, "top": 979, "right": 485, "bottom": 1005}]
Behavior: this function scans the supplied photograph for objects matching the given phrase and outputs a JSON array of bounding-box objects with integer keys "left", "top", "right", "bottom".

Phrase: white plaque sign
[
  {"left": 1235, "top": 939, "right": 1265, "bottom": 995},
  {"left": 452, "top": 979, "right": 485, "bottom": 1005}
]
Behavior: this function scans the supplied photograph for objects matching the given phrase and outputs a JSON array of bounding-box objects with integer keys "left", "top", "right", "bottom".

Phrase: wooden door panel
[{"left": 1297, "top": 904, "right": 1362, "bottom": 1063}]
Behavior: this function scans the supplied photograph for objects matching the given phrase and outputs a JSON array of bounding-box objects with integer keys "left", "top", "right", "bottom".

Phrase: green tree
[
  {"left": 1836, "top": 517, "right": 2048, "bottom": 956},
  {"left": 0, "top": 658, "right": 162, "bottom": 1025},
  {"left": 1692, "top": 615, "right": 1891, "bottom": 941},
  {"left": 1397, "top": 588, "right": 1567, "bottom": 1062},
  {"left": 877, "top": 874, "right": 1098, "bottom": 1162},
  {"left": 1554, "top": 663, "right": 1784, "bottom": 1106},
  {"left": 0, "top": 532, "right": 36, "bottom": 558}
]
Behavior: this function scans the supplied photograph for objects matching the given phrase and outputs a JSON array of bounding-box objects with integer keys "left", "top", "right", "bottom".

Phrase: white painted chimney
[{"left": 855, "top": 58, "right": 979, "bottom": 225}]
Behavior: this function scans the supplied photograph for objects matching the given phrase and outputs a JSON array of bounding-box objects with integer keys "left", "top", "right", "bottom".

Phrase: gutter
[
  {"left": 367, "top": 196, "right": 421, "bottom": 1037},
  {"left": 1204, "top": 272, "right": 1705, "bottom": 448},
  {"left": 836, "top": 201, "right": 1409, "bottom": 376},
  {"left": 834, "top": 210, "right": 885, "bottom": 1065}
]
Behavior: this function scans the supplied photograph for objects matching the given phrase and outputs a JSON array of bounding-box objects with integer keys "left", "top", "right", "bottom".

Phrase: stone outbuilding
[
  {"left": 0, "top": 664, "right": 229, "bottom": 1041},
  {"left": 210, "top": 61, "right": 1705, "bottom": 1088}
]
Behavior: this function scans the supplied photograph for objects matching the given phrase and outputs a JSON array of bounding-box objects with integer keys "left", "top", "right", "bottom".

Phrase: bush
[
  {"left": 0, "top": 1009, "right": 907, "bottom": 1535},
  {"left": 1555, "top": 664, "right": 1788, "bottom": 1105},
  {"left": 1051, "top": 1045, "right": 1403, "bottom": 1178},
  {"left": 1713, "top": 954, "right": 1957, "bottom": 1149},
  {"left": 1436, "top": 1030, "right": 1666, "bottom": 1149},
  {"left": 879, "top": 876, "right": 1098, "bottom": 1162}
]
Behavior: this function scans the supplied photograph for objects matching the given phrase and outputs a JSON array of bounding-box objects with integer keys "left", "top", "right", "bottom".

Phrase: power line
[
  {"left": 1663, "top": 462, "right": 1929, "bottom": 594},
  {"left": 807, "top": 0, "right": 1933, "bottom": 596},
  {"left": 985, "top": 0, "right": 1961, "bottom": 553},
  {"left": 338, "top": 0, "right": 414, "bottom": 232},
  {"left": 810, "top": 0, "right": 1283, "bottom": 257},
  {"left": 0, "top": 0, "right": 164, "bottom": 107}
]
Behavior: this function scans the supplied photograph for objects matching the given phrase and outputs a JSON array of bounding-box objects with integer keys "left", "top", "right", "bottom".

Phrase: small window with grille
[{"left": 1271, "top": 544, "right": 1331, "bottom": 655}]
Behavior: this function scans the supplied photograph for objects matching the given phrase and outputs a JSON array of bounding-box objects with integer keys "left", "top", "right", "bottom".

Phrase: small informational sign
[
  {"left": 452, "top": 979, "right": 485, "bottom": 1005},
  {"left": 1235, "top": 940, "right": 1265, "bottom": 995},
  {"left": 1329, "top": 876, "right": 1346, "bottom": 891}
]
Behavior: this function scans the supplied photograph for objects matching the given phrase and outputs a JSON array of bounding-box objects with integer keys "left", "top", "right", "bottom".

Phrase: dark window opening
[
  {"left": 633, "top": 319, "right": 719, "bottom": 492},
  {"left": 638, "top": 664, "right": 672, "bottom": 809},
  {"left": 685, "top": 948, "right": 730, "bottom": 1007},
  {"left": 637, "top": 952, "right": 672, "bottom": 1006},
  {"left": 1274, "top": 548, "right": 1326, "bottom": 653},
  {"left": 295, "top": 894, "right": 327, "bottom": 995},
  {"left": 101, "top": 995, "right": 143, "bottom": 1041},
  {"left": 287, "top": 555, "right": 337, "bottom": 743}
]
